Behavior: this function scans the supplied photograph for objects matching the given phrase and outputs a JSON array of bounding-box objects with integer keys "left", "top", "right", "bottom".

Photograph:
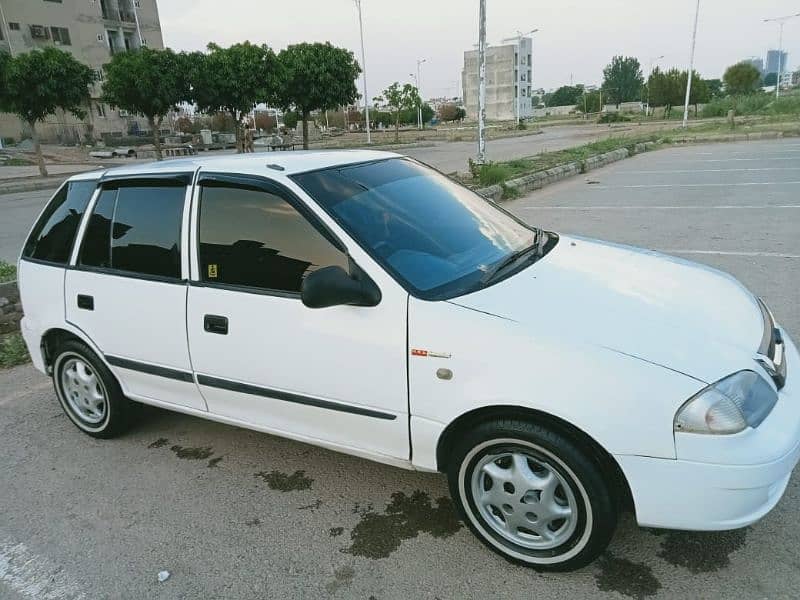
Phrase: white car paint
[{"left": 17, "top": 150, "right": 800, "bottom": 535}]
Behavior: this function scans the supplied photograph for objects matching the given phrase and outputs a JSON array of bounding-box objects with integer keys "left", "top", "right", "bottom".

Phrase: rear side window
[
  {"left": 79, "top": 182, "right": 185, "bottom": 279},
  {"left": 23, "top": 180, "right": 97, "bottom": 264}
]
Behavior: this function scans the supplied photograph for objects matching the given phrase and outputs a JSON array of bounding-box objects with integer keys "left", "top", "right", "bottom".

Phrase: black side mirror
[{"left": 301, "top": 266, "right": 381, "bottom": 309}]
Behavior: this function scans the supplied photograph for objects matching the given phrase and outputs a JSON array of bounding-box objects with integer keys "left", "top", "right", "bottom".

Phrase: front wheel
[{"left": 447, "top": 419, "right": 617, "bottom": 571}]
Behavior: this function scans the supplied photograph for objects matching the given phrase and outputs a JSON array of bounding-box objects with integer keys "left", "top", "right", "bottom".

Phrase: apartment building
[
  {"left": 462, "top": 37, "right": 533, "bottom": 121},
  {"left": 0, "top": 0, "right": 165, "bottom": 143}
]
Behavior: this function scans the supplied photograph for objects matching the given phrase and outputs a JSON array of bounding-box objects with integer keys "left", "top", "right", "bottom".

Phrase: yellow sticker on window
[{"left": 208, "top": 264, "right": 218, "bottom": 278}]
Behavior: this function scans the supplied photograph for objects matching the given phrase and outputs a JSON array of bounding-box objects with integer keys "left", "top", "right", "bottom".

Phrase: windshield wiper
[{"left": 479, "top": 234, "right": 543, "bottom": 285}]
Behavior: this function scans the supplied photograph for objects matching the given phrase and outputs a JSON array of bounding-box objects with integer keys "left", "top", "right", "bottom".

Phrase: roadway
[{"left": 1, "top": 138, "right": 799, "bottom": 599}]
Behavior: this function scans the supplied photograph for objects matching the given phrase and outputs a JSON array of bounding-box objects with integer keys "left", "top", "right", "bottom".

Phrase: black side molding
[
  {"left": 196, "top": 374, "right": 397, "bottom": 420},
  {"left": 105, "top": 355, "right": 194, "bottom": 383}
]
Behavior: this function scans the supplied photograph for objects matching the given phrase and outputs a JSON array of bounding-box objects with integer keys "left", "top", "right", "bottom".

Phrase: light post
[
  {"left": 682, "top": 0, "right": 700, "bottom": 129},
  {"left": 501, "top": 29, "right": 539, "bottom": 126},
  {"left": 646, "top": 55, "right": 664, "bottom": 117},
  {"left": 477, "top": 0, "right": 486, "bottom": 164},
  {"left": 353, "top": 0, "right": 371, "bottom": 144},
  {"left": 764, "top": 13, "right": 800, "bottom": 99},
  {"left": 416, "top": 58, "right": 427, "bottom": 130}
]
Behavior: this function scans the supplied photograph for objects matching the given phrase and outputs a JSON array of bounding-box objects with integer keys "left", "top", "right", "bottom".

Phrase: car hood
[{"left": 450, "top": 235, "right": 763, "bottom": 383}]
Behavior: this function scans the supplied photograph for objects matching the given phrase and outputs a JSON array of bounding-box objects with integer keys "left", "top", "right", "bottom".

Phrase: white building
[{"left": 462, "top": 37, "right": 533, "bottom": 121}]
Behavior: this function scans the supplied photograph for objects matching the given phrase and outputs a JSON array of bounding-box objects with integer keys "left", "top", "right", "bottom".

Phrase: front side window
[
  {"left": 23, "top": 180, "right": 97, "bottom": 264},
  {"left": 292, "top": 158, "right": 542, "bottom": 299},
  {"left": 197, "top": 183, "right": 348, "bottom": 293},
  {"left": 79, "top": 182, "right": 185, "bottom": 279}
]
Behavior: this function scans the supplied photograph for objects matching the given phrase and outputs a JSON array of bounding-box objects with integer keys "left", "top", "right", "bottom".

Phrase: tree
[
  {"left": 189, "top": 42, "right": 280, "bottom": 153},
  {"left": 602, "top": 56, "right": 644, "bottom": 104},
  {"left": 704, "top": 78, "right": 724, "bottom": 99},
  {"left": 439, "top": 103, "right": 461, "bottom": 122},
  {"left": 0, "top": 48, "right": 95, "bottom": 176},
  {"left": 374, "top": 82, "right": 419, "bottom": 141},
  {"left": 175, "top": 116, "right": 194, "bottom": 133},
  {"left": 102, "top": 48, "right": 190, "bottom": 160},
  {"left": 723, "top": 62, "right": 761, "bottom": 96},
  {"left": 283, "top": 110, "right": 299, "bottom": 130},
  {"left": 276, "top": 42, "right": 360, "bottom": 149},
  {"left": 578, "top": 90, "right": 602, "bottom": 113},
  {"left": 550, "top": 85, "right": 584, "bottom": 107}
]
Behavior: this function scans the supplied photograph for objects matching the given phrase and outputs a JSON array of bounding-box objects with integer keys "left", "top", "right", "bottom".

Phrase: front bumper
[{"left": 617, "top": 328, "right": 800, "bottom": 531}]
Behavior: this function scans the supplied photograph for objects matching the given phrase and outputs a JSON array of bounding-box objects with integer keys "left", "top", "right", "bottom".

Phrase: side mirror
[{"left": 301, "top": 266, "right": 381, "bottom": 309}]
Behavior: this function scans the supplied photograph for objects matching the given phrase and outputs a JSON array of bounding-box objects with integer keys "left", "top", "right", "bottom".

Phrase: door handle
[
  {"left": 77, "top": 294, "right": 94, "bottom": 310},
  {"left": 203, "top": 314, "right": 228, "bottom": 335}
]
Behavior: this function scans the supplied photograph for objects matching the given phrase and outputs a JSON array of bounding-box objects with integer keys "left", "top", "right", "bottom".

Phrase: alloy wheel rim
[
  {"left": 470, "top": 449, "right": 578, "bottom": 550},
  {"left": 60, "top": 357, "right": 107, "bottom": 424}
]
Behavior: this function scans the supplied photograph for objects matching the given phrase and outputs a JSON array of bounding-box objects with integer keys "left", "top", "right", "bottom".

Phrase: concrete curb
[{"left": 0, "top": 172, "right": 87, "bottom": 196}]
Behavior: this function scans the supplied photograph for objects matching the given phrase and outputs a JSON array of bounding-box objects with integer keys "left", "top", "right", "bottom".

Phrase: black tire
[
  {"left": 52, "top": 340, "right": 135, "bottom": 438},
  {"left": 447, "top": 418, "right": 617, "bottom": 571}
]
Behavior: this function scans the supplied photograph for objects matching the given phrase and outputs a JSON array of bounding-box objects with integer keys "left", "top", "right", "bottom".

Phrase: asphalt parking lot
[{"left": 1, "top": 138, "right": 799, "bottom": 599}]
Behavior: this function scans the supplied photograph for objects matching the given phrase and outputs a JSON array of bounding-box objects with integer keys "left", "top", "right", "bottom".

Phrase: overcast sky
[{"left": 158, "top": 0, "right": 800, "bottom": 98}]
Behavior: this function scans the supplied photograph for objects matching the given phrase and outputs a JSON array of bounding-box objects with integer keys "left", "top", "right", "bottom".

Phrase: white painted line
[
  {"left": 593, "top": 181, "right": 800, "bottom": 189},
  {"left": 520, "top": 205, "right": 800, "bottom": 210},
  {"left": 624, "top": 167, "right": 800, "bottom": 174},
  {"left": 0, "top": 540, "right": 86, "bottom": 599},
  {"left": 696, "top": 157, "right": 798, "bottom": 162},
  {"left": 659, "top": 250, "right": 800, "bottom": 259}
]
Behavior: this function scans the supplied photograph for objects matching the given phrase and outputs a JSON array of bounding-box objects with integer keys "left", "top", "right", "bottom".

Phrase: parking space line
[
  {"left": 0, "top": 539, "right": 87, "bottom": 600},
  {"left": 521, "top": 205, "right": 800, "bottom": 210},
  {"left": 658, "top": 250, "right": 800, "bottom": 259},
  {"left": 593, "top": 181, "right": 800, "bottom": 189},
  {"left": 623, "top": 167, "right": 800, "bottom": 174}
]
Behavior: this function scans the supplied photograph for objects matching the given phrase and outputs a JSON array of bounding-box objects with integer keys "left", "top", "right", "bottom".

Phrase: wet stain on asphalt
[
  {"left": 655, "top": 528, "right": 748, "bottom": 573},
  {"left": 594, "top": 552, "right": 662, "bottom": 599},
  {"left": 245, "top": 518, "right": 261, "bottom": 527},
  {"left": 298, "top": 499, "right": 323, "bottom": 511},
  {"left": 148, "top": 438, "right": 169, "bottom": 449},
  {"left": 170, "top": 445, "right": 214, "bottom": 460},
  {"left": 207, "top": 457, "right": 223, "bottom": 468},
  {"left": 325, "top": 565, "right": 355, "bottom": 594},
  {"left": 329, "top": 527, "right": 344, "bottom": 537},
  {"left": 344, "top": 490, "right": 462, "bottom": 559},
  {"left": 254, "top": 470, "right": 313, "bottom": 491}
]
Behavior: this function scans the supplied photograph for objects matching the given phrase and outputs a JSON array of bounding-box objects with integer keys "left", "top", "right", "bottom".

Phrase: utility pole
[
  {"left": 416, "top": 59, "right": 427, "bottom": 129},
  {"left": 477, "top": 0, "right": 486, "bottom": 164},
  {"left": 354, "top": 0, "right": 371, "bottom": 144},
  {"left": 764, "top": 13, "right": 800, "bottom": 99},
  {"left": 682, "top": 0, "right": 700, "bottom": 129}
]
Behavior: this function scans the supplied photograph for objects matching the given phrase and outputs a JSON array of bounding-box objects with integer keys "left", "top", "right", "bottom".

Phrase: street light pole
[
  {"left": 764, "top": 13, "right": 800, "bottom": 99},
  {"left": 477, "top": 0, "right": 486, "bottom": 164},
  {"left": 682, "top": 0, "right": 700, "bottom": 129},
  {"left": 646, "top": 55, "right": 664, "bottom": 117},
  {"left": 354, "top": 0, "right": 371, "bottom": 144},
  {"left": 417, "top": 58, "right": 427, "bottom": 130}
]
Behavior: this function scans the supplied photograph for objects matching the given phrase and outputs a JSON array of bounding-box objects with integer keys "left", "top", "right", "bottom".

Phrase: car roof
[{"left": 70, "top": 149, "right": 402, "bottom": 182}]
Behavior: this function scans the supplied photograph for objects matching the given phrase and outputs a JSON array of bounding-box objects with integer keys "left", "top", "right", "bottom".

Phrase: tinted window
[
  {"left": 23, "top": 181, "right": 96, "bottom": 264},
  {"left": 292, "top": 158, "right": 539, "bottom": 298},
  {"left": 198, "top": 184, "right": 348, "bottom": 293},
  {"left": 79, "top": 184, "right": 185, "bottom": 279}
]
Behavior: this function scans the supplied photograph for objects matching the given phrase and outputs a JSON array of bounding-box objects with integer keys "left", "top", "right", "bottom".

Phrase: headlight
[{"left": 674, "top": 370, "right": 777, "bottom": 434}]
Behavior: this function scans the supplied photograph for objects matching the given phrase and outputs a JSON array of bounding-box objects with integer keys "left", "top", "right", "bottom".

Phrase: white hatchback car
[{"left": 18, "top": 151, "right": 798, "bottom": 570}]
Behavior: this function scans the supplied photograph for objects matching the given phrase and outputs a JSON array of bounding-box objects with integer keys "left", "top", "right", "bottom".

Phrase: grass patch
[
  {"left": 0, "top": 157, "right": 33, "bottom": 167},
  {"left": 0, "top": 333, "right": 29, "bottom": 369},
  {"left": 477, "top": 163, "right": 512, "bottom": 186},
  {"left": 0, "top": 260, "right": 16, "bottom": 283}
]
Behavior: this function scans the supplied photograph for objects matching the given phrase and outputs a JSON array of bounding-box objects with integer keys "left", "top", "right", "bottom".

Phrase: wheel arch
[
  {"left": 41, "top": 326, "right": 104, "bottom": 374},
  {"left": 435, "top": 405, "right": 634, "bottom": 511}
]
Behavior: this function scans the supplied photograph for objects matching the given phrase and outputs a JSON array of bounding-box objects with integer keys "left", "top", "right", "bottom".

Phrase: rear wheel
[
  {"left": 52, "top": 340, "right": 135, "bottom": 438},
  {"left": 447, "top": 419, "right": 617, "bottom": 571}
]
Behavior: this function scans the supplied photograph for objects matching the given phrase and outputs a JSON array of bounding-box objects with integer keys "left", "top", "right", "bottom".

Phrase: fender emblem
[{"left": 411, "top": 348, "right": 451, "bottom": 359}]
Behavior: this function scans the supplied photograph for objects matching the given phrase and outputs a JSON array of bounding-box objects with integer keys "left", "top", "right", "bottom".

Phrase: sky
[{"left": 157, "top": 0, "right": 800, "bottom": 99}]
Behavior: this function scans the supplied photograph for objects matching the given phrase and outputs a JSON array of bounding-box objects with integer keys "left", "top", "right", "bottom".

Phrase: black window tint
[
  {"left": 23, "top": 181, "right": 96, "bottom": 264},
  {"left": 111, "top": 186, "right": 184, "bottom": 278},
  {"left": 198, "top": 184, "right": 348, "bottom": 293},
  {"left": 79, "top": 189, "right": 116, "bottom": 268}
]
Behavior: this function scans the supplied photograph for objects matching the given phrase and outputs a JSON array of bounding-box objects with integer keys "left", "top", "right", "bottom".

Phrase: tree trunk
[
  {"left": 149, "top": 116, "right": 163, "bottom": 161},
  {"left": 233, "top": 111, "right": 244, "bottom": 154},
  {"left": 394, "top": 112, "right": 400, "bottom": 142},
  {"left": 30, "top": 122, "right": 48, "bottom": 177},
  {"left": 302, "top": 110, "right": 309, "bottom": 150}
]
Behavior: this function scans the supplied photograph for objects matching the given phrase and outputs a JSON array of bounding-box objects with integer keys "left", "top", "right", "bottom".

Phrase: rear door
[
  {"left": 185, "top": 173, "right": 409, "bottom": 461},
  {"left": 65, "top": 174, "right": 205, "bottom": 411}
]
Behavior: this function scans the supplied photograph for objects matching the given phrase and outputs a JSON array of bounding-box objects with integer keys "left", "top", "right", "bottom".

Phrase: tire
[
  {"left": 52, "top": 340, "right": 135, "bottom": 438},
  {"left": 447, "top": 419, "right": 617, "bottom": 571}
]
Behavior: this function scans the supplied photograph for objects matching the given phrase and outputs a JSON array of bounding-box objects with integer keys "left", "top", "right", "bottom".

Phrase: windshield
[{"left": 292, "top": 158, "right": 543, "bottom": 299}]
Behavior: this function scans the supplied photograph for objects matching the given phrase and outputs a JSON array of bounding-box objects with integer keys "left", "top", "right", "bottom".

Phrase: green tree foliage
[
  {"left": 646, "top": 67, "right": 708, "bottom": 117},
  {"left": 763, "top": 72, "right": 777, "bottom": 87},
  {"left": 602, "top": 56, "right": 644, "bottom": 104},
  {"left": 189, "top": 42, "right": 280, "bottom": 153},
  {"left": 549, "top": 85, "right": 585, "bottom": 107},
  {"left": 103, "top": 48, "right": 190, "bottom": 160},
  {"left": 276, "top": 42, "right": 360, "bottom": 149},
  {"left": 282, "top": 110, "right": 299, "bottom": 130},
  {"left": 723, "top": 62, "right": 761, "bottom": 96},
  {"left": 704, "top": 78, "right": 724, "bottom": 99},
  {"left": 578, "top": 90, "right": 602, "bottom": 113},
  {"left": 0, "top": 48, "right": 95, "bottom": 176},
  {"left": 374, "top": 82, "right": 420, "bottom": 141}
]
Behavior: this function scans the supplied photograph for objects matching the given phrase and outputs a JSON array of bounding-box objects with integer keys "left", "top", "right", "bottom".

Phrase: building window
[
  {"left": 95, "top": 103, "right": 107, "bottom": 118},
  {"left": 29, "top": 24, "right": 49, "bottom": 39},
  {"left": 50, "top": 27, "right": 71, "bottom": 45},
  {"left": 44, "top": 0, "right": 64, "bottom": 3},
  {"left": 9, "top": 22, "right": 20, "bottom": 31}
]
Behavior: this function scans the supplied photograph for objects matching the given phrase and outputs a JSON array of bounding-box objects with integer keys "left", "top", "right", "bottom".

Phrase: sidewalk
[{"left": 0, "top": 164, "right": 103, "bottom": 195}]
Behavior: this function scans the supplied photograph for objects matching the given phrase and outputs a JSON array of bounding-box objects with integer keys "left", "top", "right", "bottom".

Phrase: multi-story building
[
  {"left": 743, "top": 57, "right": 765, "bottom": 76},
  {"left": 0, "top": 0, "right": 165, "bottom": 143},
  {"left": 765, "top": 49, "right": 789, "bottom": 76},
  {"left": 462, "top": 37, "right": 534, "bottom": 121}
]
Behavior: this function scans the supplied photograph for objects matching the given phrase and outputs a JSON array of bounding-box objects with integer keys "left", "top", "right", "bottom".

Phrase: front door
[{"left": 186, "top": 174, "right": 409, "bottom": 461}]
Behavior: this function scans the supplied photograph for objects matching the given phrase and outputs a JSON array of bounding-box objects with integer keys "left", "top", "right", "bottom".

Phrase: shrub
[
  {"left": 598, "top": 112, "right": 630, "bottom": 124},
  {"left": 0, "top": 260, "right": 16, "bottom": 283},
  {"left": 478, "top": 163, "right": 511, "bottom": 186},
  {"left": 0, "top": 333, "right": 29, "bottom": 369}
]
